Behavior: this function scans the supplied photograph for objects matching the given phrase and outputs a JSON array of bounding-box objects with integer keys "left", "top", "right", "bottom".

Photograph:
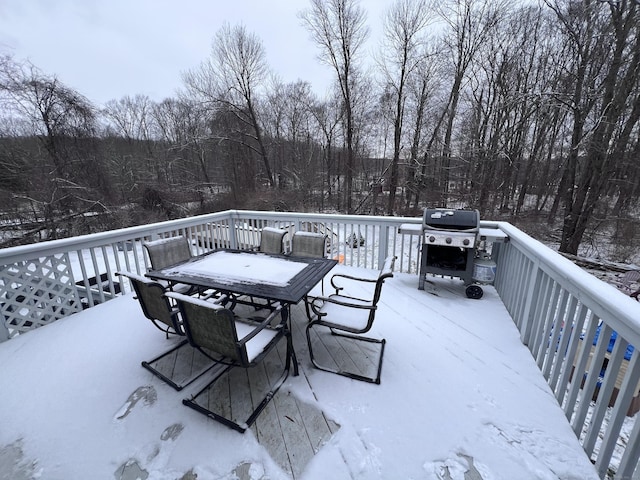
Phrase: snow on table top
[{"left": 163, "top": 251, "right": 306, "bottom": 287}]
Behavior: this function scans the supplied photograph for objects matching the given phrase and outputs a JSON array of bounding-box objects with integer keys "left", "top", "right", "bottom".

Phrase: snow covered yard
[{"left": 0, "top": 267, "right": 599, "bottom": 480}]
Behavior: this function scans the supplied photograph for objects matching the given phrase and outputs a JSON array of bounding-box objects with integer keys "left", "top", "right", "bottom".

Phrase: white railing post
[
  {"left": 228, "top": 214, "right": 239, "bottom": 250},
  {"left": 378, "top": 225, "right": 390, "bottom": 269}
]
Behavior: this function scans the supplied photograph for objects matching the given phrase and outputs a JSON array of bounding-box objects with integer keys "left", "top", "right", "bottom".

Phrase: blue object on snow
[{"left": 592, "top": 324, "right": 635, "bottom": 361}]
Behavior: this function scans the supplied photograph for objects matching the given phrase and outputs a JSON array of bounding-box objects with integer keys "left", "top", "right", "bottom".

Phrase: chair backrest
[
  {"left": 259, "top": 227, "right": 287, "bottom": 254},
  {"left": 143, "top": 236, "right": 192, "bottom": 270},
  {"left": 621, "top": 270, "right": 640, "bottom": 291},
  {"left": 166, "top": 293, "right": 244, "bottom": 362},
  {"left": 291, "top": 232, "right": 327, "bottom": 258},
  {"left": 120, "top": 272, "right": 176, "bottom": 330}
]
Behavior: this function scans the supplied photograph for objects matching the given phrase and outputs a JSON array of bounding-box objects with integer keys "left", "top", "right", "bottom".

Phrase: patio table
[
  {"left": 146, "top": 248, "right": 337, "bottom": 303},
  {"left": 146, "top": 249, "right": 338, "bottom": 374}
]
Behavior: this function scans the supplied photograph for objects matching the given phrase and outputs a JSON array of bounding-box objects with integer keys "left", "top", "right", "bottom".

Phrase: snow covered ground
[{"left": 0, "top": 268, "right": 599, "bottom": 480}]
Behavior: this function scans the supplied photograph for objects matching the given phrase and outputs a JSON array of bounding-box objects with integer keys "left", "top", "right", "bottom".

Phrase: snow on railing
[
  {"left": 492, "top": 221, "right": 640, "bottom": 479},
  {"left": 0, "top": 210, "right": 424, "bottom": 340}
]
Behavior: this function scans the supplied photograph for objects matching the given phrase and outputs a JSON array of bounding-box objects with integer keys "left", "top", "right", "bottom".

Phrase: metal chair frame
[{"left": 305, "top": 256, "right": 396, "bottom": 384}]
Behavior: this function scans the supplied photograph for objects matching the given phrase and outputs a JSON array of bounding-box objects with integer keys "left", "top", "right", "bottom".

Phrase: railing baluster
[
  {"left": 616, "top": 397, "right": 640, "bottom": 478},
  {"left": 584, "top": 337, "right": 628, "bottom": 456},
  {"left": 536, "top": 282, "right": 560, "bottom": 369},
  {"left": 544, "top": 288, "right": 569, "bottom": 380},
  {"left": 596, "top": 350, "right": 640, "bottom": 477},
  {"left": 530, "top": 274, "right": 552, "bottom": 356},
  {"left": 556, "top": 303, "right": 589, "bottom": 406},
  {"left": 519, "top": 261, "right": 541, "bottom": 345},
  {"left": 574, "top": 323, "right": 612, "bottom": 439},
  {"left": 550, "top": 295, "right": 579, "bottom": 391}
]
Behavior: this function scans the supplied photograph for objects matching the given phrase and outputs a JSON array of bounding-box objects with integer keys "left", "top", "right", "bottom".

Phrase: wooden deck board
[
  {"left": 151, "top": 345, "right": 178, "bottom": 378},
  {"left": 146, "top": 341, "right": 221, "bottom": 389}
]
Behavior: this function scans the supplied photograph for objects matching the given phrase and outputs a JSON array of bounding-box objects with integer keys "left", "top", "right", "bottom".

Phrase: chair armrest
[
  {"left": 309, "top": 294, "right": 375, "bottom": 317},
  {"left": 236, "top": 304, "right": 284, "bottom": 346},
  {"left": 165, "top": 291, "right": 228, "bottom": 307},
  {"left": 330, "top": 272, "right": 377, "bottom": 294}
]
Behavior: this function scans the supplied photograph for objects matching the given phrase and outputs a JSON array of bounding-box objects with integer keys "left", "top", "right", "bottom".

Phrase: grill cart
[
  {"left": 418, "top": 208, "right": 483, "bottom": 298},
  {"left": 399, "top": 209, "right": 509, "bottom": 299}
]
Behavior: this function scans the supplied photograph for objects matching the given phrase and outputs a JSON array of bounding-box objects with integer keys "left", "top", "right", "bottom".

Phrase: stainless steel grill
[{"left": 418, "top": 208, "right": 483, "bottom": 298}]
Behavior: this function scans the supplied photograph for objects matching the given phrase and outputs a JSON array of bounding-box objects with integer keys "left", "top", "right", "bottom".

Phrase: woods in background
[{"left": 0, "top": 0, "right": 639, "bottom": 258}]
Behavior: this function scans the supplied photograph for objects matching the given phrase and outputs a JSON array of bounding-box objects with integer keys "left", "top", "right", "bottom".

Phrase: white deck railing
[
  {"left": 492, "top": 221, "right": 640, "bottom": 479},
  {"left": 0, "top": 210, "right": 425, "bottom": 339},
  {"left": 0, "top": 210, "right": 638, "bottom": 478}
]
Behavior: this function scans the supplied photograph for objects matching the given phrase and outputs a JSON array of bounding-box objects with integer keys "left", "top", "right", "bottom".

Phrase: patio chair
[
  {"left": 143, "top": 236, "right": 197, "bottom": 295},
  {"left": 119, "top": 272, "right": 222, "bottom": 391},
  {"left": 292, "top": 230, "right": 329, "bottom": 298},
  {"left": 305, "top": 255, "right": 396, "bottom": 384},
  {"left": 291, "top": 231, "right": 328, "bottom": 258},
  {"left": 144, "top": 235, "right": 193, "bottom": 269},
  {"left": 244, "top": 226, "right": 289, "bottom": 309},
  {"left": 614, "top": 270, "right": 640, "bottom": 297},
  {"left": 258, "top": 227, "right": 288, "bottom": 254},
  {"left": 166, "top": 291, "right": 295, "bottom": 433}
]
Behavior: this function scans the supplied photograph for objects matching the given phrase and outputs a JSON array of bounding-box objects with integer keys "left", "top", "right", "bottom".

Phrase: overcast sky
[{"left": 0, "top": 0, "right": 389, "bottom": 106}]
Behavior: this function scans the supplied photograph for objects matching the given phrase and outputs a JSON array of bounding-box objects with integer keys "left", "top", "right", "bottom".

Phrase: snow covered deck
[{"left": 0, "top": 267, "right": 598, "bottom": 480}]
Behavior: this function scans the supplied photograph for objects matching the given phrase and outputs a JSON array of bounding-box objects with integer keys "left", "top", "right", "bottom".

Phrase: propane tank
[{"left": 473, "top": 255, "right": 496, "bottom": 284}]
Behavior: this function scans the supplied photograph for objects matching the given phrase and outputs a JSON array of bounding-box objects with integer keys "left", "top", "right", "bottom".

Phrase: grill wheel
[{"left": 465, "top": 284, "right": 483, "bottom": 299}]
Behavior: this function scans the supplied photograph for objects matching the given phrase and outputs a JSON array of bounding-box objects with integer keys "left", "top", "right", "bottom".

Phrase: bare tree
[
  {"left": 103, "top": 94, "right": 154, "bottom": 143},
  {"left": 462, "top": 4, "right": 554, "bottom": 213},
  {"left": 300, "top": 0, "right": 369, "bottom": 213},
  {"left": 263, "top": 79, "right": 318, "bottom": 190},
  {"left": 378, "top": 0, "right": 433, "bottom": 214},
  {"left": 309, "top": 95, "right": 344, "bottom": 210},
  {"left": 0, "top": 57, "right": 96, "bottom": 178},
  {"left": 0, "top": 55, "right": 113, "bottom": 241},
  {"left": 152, "top": 97, "right": 213, "bottom": 186},
  {"left": 552, "top": 0, "right": 640, "bottom": 254},
  {"left": 414, "top": 0, "right": 506, "bottom": 205},
  {"left": 183, "top": 23, "right": 274, "bottom": 186}
]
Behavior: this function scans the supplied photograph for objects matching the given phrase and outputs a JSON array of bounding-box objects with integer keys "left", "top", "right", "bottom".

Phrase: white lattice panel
[{"left": 1, "top": 253, "right": 82, "bottom": 338}]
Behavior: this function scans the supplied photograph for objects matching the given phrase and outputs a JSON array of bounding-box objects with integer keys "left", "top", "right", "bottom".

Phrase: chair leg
[
  {"left": 182, "top": 339, "right": 294, "bottom": 433},
  {"left": 281, "top": 305, "right": 299, "bottom": 377},
  {"left": 141, "top": 339, "right": 220, "bottom": 391},
  {"left": 306, "top": 321, "right": 386, "bottom": 384}
]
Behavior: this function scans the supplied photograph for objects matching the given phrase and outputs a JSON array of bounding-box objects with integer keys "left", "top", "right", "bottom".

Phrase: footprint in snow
[
  {"left": 114, "top": 385, "right": 157, "bottom": 420},
  {"left": 160, "top": 423, "right": 184, "bottom": 441}
]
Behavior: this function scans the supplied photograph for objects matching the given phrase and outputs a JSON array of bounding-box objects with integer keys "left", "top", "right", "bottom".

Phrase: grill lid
[{"left": 423, "top": 208, "right": 479, "bottom": 231}]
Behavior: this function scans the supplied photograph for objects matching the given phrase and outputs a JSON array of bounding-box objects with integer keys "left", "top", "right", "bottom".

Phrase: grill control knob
[
  {"left": 446, "top": 237, "right": 452, "bottom": 244},
  {"left": 429, "top": 236, "right": 435, "bottom": 242},
  {"left": 463, "top": 238, "right": 470, "bottom": 246}
]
